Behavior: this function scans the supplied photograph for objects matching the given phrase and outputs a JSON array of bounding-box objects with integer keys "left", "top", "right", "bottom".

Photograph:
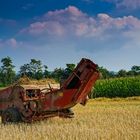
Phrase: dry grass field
[{"left": 0, "top": 97, "right": 140, "bottom": 140}]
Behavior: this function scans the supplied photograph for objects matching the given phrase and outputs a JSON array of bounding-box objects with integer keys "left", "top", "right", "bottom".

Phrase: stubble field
[{"left": 0, "top": 97, "right": 140, "bottom": 140}]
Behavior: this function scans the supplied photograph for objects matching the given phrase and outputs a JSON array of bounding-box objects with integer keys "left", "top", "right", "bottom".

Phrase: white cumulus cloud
[
  {"left": 20, "top": 6, "right": 140, "bottom": 41},
  {"left": 104, "top": 0, "right": 140, "bottom": 10}
]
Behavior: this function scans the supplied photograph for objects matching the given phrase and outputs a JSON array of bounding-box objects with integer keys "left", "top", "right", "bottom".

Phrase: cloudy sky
[{"left": 0, "top": 0, "right": 140, "bottom": 71}]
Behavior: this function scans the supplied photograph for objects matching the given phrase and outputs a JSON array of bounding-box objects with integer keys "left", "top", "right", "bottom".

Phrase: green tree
[
  {"left": 51, "top": 68, "right": 64, "bottom": 82},
  {"left": 131, "top": 65, "right": 140, "bottom": 75},
  {"left": 117, "top": 69, "right": 127, "bottom": 77},
  {"left": 19, "top": 59, "right": 43, "bottom": 79},
  {"left": 98, "top": 66, "right": 110, "bottom": 79},
  {"left": 43, "top": 65, "right": 51, "bottom": 78},
  {"left": 127, "top": 70, "right": 135, "bottom": 76},
  {"left": 62, "top": 64, "right": 75, "bottom": 79},
  {"left": 66, "top": 64, "right": 75, "bottom": 71},
  {"left": 109, "top": 71, "right": 117, "bottom": 78},
  {"left": 19, "top": 64, "right": 30, "bottom": 77},
  {"left": 0, "top": 56, "right": 16, "bottom": 85},
  {"left": 30, "top": 59, "right": 43, "bottom": 79}
]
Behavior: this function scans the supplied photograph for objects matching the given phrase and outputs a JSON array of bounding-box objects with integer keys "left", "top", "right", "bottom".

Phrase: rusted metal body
[{"left": 0, "top": 58, "right": 99, "bottom": 123}]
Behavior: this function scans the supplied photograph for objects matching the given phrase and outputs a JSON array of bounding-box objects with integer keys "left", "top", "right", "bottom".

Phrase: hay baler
[{"left": 0, "top": 58, "right": 99, "bottom": 123}]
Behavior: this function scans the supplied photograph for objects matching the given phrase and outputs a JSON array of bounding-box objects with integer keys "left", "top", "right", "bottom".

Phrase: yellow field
[{"left": 0, "top": 97, "right": 140, "bottom": 140}]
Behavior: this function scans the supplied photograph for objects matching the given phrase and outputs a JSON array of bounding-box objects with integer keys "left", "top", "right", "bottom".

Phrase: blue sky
[{"left": 0, "top": 0, "right": 140, "bottom": 72}]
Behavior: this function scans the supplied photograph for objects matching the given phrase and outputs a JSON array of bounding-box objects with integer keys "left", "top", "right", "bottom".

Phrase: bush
[
  {"left": 90, "top": 76, "right": 140, "bottom": 98},
  {"left": 0, "top": 83, "right": 4, "bottom": 87}
]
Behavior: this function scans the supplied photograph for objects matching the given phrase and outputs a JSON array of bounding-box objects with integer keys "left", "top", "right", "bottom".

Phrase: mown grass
[{"left": 0, "top": 97, "right": 140, "bottom": 140}]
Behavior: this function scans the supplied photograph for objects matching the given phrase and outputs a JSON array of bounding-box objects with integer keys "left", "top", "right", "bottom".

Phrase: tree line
[
  {"left": 0, "top": 56, "right": 75, "bottom": 86},
  {"left": 0, "top": 56, "right": 140, "bottom": 86},
  {"left": 98, "top": 66, "right": 140, "bottom": 79}
]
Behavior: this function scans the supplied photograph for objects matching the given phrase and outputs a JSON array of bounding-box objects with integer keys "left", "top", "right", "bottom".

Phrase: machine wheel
[{"left": 2, "top": 108, "right": 21, "bottom": 123}]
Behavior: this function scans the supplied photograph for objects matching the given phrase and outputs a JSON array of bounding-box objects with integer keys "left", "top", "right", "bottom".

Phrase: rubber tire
[{"left": 2, "top": 108, "right": 21, "bottom": 123}]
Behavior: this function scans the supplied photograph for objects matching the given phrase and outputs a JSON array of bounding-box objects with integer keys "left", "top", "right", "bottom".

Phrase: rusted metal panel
[
  {"left": 0, "top": 58, "right": 99, "bottom": 123},
  {"left": 40, "top": 58, "right": 99, "bottom": 111}
]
